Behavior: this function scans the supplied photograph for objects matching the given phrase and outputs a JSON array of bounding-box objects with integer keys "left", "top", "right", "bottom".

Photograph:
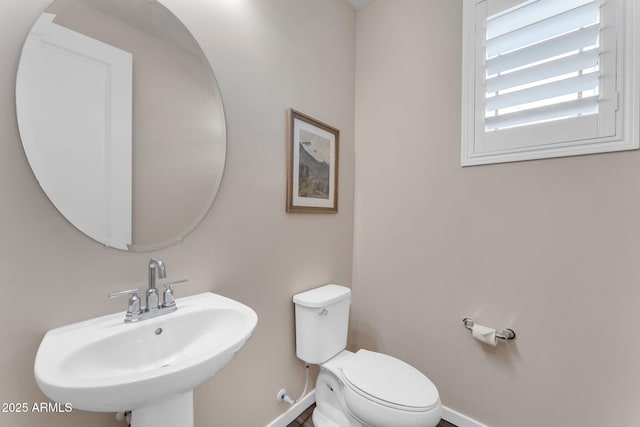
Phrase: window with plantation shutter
[{"left": 461, "top": 0, "right": 640, "bottom": 166}]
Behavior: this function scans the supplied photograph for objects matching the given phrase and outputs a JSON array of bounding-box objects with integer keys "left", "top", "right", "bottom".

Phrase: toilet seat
[{"left": 341, "top": 350, "right": 439, "bottom": 411}]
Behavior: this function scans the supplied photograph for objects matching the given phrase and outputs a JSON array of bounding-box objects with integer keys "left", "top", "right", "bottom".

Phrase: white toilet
[{"left": 293, "top": 284, "right": 442, "bottom": 427}]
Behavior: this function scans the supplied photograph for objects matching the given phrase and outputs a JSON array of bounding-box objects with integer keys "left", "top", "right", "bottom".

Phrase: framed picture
[{"left": 286, "top": 109, "right": 339, "bottom": 213}]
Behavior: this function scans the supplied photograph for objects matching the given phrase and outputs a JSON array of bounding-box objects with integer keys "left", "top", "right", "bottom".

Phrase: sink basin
[{"left": 34, "top": 292, "right": 257, "bottom": 425}]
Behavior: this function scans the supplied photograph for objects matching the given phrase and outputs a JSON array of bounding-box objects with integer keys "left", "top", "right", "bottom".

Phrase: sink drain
[{"left": 155, "top": 328, "right": 163, "bottom": 335}]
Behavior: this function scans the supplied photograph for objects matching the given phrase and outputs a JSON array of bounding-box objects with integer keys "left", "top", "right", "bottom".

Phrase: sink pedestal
[{"left": 130, "top": 390, "right": 193, "bottom": 427}]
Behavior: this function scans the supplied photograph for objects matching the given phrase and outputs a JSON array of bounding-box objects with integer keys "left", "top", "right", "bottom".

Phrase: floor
[{"left": 286, "top": 404, "right": 457, "bottom": 427}]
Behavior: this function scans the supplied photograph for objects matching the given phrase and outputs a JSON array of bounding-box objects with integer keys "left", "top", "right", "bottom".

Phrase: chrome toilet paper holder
[{"left": 462, "top": 318, "right": 516, "bottom": 340}]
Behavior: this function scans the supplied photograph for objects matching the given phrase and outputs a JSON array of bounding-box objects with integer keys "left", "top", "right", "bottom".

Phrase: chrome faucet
[
  {"left": 146, "top": 257, "right": 166, "bottom": 311},
  {"left": 109, "top": 257, "right": 188, "bottom": 323}
]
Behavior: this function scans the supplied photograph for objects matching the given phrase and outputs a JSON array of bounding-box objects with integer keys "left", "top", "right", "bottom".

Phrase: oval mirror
[{"left": 16, "top": 0, "right": 226, "bottom": 251}]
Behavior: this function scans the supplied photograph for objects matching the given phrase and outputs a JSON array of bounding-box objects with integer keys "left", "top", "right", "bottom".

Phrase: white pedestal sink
[{"left": 34, "top": 292, "right": 258, "bottom": 427}]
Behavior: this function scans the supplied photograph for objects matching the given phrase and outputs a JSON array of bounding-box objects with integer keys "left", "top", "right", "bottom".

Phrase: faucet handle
[
  {"left": 108, "top": 289, "right": 142, "bottom": 320},
  {"left": 162, "top": 280, "right": 188, "bottom": 308},
  {"left": 108, "top": 288, "right": 140, "bottom": 299}
]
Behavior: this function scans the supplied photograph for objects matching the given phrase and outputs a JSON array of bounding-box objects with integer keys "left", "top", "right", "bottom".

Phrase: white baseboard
[
  {"left": 442, "top": 405, "right": 488, "bottom": 427},
  {"left": 265, "top": 389, "right": 316, "bottom": 427}
]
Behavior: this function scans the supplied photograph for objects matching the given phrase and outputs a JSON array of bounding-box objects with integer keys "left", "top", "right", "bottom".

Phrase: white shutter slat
[
  {"left": 486, "top": 50, "right": 599, "bottom": 93},
  {"left": 486, "top": 96, "right": 598, "bottom": 130},
  {"left": 487, "top": 0, "right": 594, "bottom": 39},
  {"left": 487, "top": 2, "right": 598, "bottom": 58},
  {"left": 486, "top": 25, "right": 599, "bottom": 76},
  {"left": 486, "top": 71, "right": 598, "bottom": 111}
]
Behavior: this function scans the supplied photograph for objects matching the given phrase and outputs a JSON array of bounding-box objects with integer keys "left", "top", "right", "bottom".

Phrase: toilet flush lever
[{"left": 318, "top": 308, "right": 328, "bottom": 316}]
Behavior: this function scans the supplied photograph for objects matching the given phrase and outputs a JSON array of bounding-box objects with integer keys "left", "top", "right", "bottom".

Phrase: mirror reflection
[{"left": 16, "top": 0, "right": 226, "bottom": 251}]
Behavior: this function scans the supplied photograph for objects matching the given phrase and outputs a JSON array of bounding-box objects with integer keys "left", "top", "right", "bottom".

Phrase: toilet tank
[{"left": 293, "top": 284, "right": 351, "bottom": 364}]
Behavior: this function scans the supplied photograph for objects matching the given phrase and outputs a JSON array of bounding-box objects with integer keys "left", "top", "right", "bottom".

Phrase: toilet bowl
[{"left": 293, "top": 284, "right": 442, "bottom": 427}]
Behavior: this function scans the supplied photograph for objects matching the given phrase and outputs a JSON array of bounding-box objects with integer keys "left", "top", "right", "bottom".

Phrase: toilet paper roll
[{"left": 471, "top": 324, "right": 497, "bottom": 347}]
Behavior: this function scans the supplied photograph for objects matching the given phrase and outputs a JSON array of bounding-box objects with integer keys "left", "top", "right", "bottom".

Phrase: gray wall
[
  {"left": 0, "top": 0, "right": 355, "bottom": 426},
  {"left": 352, "top": 1, "right": 640, "bottom": 426}
]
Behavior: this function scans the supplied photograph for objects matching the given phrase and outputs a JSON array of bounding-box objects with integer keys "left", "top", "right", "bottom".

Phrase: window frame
[{"left": 461, "top": 0, "right": 640, "bottom": 166}]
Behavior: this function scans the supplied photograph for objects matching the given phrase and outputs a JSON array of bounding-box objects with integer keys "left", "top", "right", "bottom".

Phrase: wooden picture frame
[{"left": 286, "top": 109, "right": 339, "bottom": 213}]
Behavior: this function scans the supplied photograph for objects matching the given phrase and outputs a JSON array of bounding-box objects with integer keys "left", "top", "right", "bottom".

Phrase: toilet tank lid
[{"left": 293, "top": 284, "right": 351, "bottom": 308}]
